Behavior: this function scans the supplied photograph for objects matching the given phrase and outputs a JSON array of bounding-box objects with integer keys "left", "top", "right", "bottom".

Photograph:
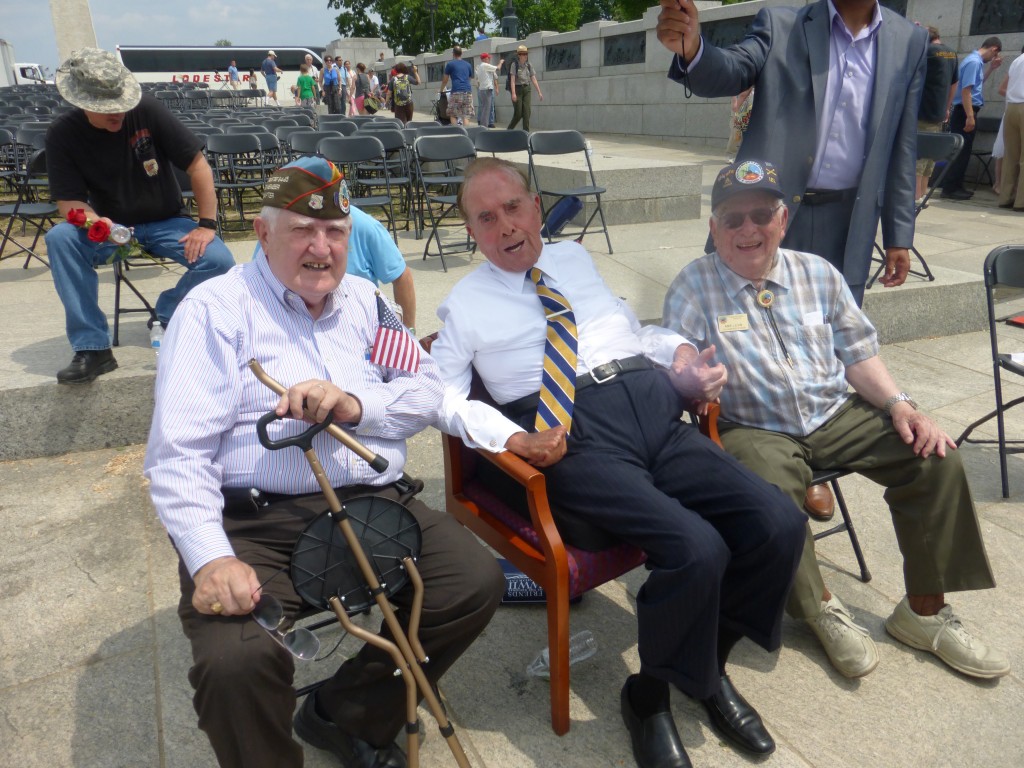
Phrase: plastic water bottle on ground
[
  {"left": 150, "top": 324, "right": 164, "bottom": 357},
  {"left": 526, "top": 630, "right": 597, "bottom": 679}
]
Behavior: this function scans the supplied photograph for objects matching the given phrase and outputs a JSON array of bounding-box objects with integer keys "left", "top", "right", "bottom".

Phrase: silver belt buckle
[{"left": 589, "top": 360, "right": 620, "bottom": 384}]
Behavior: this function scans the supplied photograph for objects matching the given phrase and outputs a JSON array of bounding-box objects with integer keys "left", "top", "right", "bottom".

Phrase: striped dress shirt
[
  {"left": 144, "top": 253, "right": 442, "bottom": 577},
  {"left": 662, "top": 248, "right": 878, "bottom": 436}
]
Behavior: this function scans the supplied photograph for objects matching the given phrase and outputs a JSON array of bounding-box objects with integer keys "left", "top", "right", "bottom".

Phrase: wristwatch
[
  {"left": 197, "top": 217, "right": 217, "bottom": 230},
  {"left": 883, "top": 392, "right": 918, "bottom": 416}
]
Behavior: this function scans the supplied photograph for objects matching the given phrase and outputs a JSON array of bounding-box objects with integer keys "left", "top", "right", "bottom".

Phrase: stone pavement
[{"left": 1, "top": 136, "right": 1023, "bottom": 767}]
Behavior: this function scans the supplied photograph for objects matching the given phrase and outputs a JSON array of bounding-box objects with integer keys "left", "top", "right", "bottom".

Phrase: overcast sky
[{"left": 6, "top": 1, "right": 345, "bottom": 77}]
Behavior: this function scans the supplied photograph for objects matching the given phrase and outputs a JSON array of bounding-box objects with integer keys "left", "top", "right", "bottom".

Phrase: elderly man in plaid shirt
[{"left": 662, "top": 159, "right": 1007, "bottom": 684}]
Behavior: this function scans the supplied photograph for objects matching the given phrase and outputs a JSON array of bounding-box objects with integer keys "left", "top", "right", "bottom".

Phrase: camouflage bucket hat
[{"left": 56, "top": 48, "right": 142, "bottom": 113}]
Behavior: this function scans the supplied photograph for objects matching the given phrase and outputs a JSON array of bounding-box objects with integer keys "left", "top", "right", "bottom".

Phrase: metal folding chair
[
  {"left": 956, "top": 245, "right": 1024, "bottom": 497},
  {"left": 867, "top": 132, "right": 964, "bottom": 289},
  {"left": 413, "top": 134, "right": 477, "bottom": 271},
  {"left": 528, "top": 130, "right": 613, "bottom": 254},
  {"left": 317, "top": 135, "right": 399, "bottom": 241}
]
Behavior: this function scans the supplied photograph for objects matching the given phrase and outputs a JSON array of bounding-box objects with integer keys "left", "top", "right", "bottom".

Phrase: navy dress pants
[{"left": 506, "top": 369, "right": 806, "bottom": 699}]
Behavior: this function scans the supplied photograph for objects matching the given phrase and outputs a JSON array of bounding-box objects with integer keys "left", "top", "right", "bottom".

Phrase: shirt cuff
[
  {"left": 350, "top": 386, "right": 386, "bottom": 435},
  {"left": 177, "top": 523, "right": 237, "bottom": 578}
]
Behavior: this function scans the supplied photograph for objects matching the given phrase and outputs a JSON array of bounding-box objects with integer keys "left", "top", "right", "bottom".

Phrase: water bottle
[
  {"left": 110, "top": 224, "right": 132, "bottom": 245},
  {"left": 526, "top": 630, "right": 597, "bottom": 679},
  {"left": 150, "top": 323, "right": 164, "bottom": 356}
]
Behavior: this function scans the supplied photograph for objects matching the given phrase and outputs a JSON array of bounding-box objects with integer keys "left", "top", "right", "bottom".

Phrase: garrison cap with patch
[
  {"left": 56, "top": 48, "right": 142, "bottom": 114},
  {"left": 711, "top": 159, "right": 785, "bottom": 210},
  {"left": 262, "top": 157, "right": 350, "bottom": 219}
]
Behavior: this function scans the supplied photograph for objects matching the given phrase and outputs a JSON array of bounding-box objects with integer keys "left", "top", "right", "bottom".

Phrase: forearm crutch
[{"left": 249, "top": 359, "right": 470, "bottom": 768}]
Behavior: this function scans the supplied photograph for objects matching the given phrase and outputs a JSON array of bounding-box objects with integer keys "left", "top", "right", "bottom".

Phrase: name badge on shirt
[{"left": 717, "top": 313, "right": 750, "bottom": 332}]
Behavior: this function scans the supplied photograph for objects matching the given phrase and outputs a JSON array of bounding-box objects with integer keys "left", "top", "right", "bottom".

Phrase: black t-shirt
[
  {"left": 46, "top": 95, "right": 203, "bottom": 225},
  {"left": 919, "top": 42, "right": 959, "bottom": 123}
]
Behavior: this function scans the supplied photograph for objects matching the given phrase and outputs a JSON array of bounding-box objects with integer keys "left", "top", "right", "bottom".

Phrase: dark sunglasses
[{"left": 715, "top": 205, "right": 782, "bottom": 230}]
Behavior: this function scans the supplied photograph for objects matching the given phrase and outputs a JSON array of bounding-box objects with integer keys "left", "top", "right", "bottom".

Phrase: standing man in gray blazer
[{"left": 656, "top": 0, "right": 928, "bottom": 306}]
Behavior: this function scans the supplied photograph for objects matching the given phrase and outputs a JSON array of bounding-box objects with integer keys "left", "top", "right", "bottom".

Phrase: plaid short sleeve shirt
[{"left": 662, "top": 248, "right": 879, "bottom": 436}]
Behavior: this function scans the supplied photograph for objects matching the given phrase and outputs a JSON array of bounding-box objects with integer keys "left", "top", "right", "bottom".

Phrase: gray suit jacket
[{"left": 670, "top": 0, "right": 927, "bottom": 286}]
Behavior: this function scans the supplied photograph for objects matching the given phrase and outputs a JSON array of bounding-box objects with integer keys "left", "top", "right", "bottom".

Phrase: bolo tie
[{"left": 755, "top": 287, "right": 794, "bottom": 368}]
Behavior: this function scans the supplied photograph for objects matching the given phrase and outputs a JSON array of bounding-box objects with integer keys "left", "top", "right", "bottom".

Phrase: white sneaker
[
  {"left": 885, "top": 597, "right": 1009, "bottom": 679},
  {"left": 806, "top": 595, "right": 879, "bottom": 678}
]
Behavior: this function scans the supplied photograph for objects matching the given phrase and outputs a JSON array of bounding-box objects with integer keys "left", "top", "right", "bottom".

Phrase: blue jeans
[{"left": 45, "top": 217, "right": 235, "bottom": 351}]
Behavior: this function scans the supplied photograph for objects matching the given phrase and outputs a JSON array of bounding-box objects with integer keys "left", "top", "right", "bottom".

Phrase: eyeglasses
[
  {"left": 714, "top": 205, "right": 782, "bottom": 230},
  {"left": 252, "top": 593, "right": 320, "bottom": 659}
]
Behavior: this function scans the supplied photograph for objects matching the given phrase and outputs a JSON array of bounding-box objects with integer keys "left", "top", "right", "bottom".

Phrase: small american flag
[{"left": 370, "top": 293, "right": 420, "bottom": 373}]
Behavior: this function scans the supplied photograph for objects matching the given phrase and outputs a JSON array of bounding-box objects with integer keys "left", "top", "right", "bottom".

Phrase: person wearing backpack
[
  {"left": 389, "top": 61, "right": 418, "bottom": 124},
  {"left": 354, "top": 63, "right": 372, "bottom": 114},
  {"left": 507, "top": 44, "right": 543, "bottom": 130}
]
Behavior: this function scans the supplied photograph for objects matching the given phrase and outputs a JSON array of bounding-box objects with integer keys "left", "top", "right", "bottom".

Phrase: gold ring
[
  {"left": 211, "top": 602, "right": 224, "bottom": 614},
  {"left": 312, "top": 382, "right": 326, "bottom": 393}
]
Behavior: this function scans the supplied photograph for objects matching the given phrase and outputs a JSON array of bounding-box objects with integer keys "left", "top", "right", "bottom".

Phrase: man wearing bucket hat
[
  {"left": 663, "top": 159, "right": 1007, "bottom": 684},
  {"left": 44, "top": 47, "right": 234, "bottom": 383},
  {"left": 145, "top": 156, "right": 502, "bottom": 768}
]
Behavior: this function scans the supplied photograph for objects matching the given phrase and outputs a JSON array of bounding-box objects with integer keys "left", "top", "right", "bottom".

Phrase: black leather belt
[
  {"left": 802, "top": 188, "right": 857, "bottom": 206},
  {"left": 501, "top": 355, "right": 653, "bottom": 417},
  {"left": 221, "top": 476, "right": 421, "bottom": 514}
]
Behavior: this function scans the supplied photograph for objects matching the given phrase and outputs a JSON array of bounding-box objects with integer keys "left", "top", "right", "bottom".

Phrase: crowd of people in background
[{"left": 240, "top": 40, "right": 555, "bottom": 132}]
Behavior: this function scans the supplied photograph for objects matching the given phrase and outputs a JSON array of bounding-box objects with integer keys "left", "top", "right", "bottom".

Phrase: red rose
[
  {"left": 66, "top": 208, "right": 88, "bottom": 227},
  {"left": 87, "top": 220, "right": 111, "bottom": 243}
]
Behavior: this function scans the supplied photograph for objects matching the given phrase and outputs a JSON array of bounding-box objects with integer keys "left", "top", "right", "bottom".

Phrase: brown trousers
[
  {"left": 176, "top": 483, "right": 504, "bottom": 768},
  {"left": 719, "top": 396, "right": 996, "bottom": 620}
]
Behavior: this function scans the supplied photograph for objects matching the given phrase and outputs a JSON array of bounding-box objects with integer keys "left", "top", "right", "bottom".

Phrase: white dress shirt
[
  {"left": 432, "top": 241, "right": 692, "bottom": 452},
  {"left": 144, "top": 253, "right": 443, "bottom": 576}
]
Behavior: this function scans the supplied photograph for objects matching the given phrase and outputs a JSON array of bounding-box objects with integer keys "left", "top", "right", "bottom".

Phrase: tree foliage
[
  {"left": 214, "top": 39, "right": 233, "bottom": 47},
  {"left": 486, "top": 0, "right": 581, "bottom": 38},
  {"left": 327, "top": 0, "right": 489, "bottom": 55},
  {"left": 325, "top": 0, "right": 661, "bottom": 54}
]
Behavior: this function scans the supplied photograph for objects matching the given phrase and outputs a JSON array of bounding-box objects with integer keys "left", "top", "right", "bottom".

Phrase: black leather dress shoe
[
  {"left": 293, "top": 694, "right": 407, "bottom": 768},
  {"left": 701, "top": 674, "right": 775, "bottom": 755},
  {"left": 56, "top": 349, "right": 118, "bottom": 384},
  {"left": 620, "top": 676, "right": 692, "bottom": 768}
]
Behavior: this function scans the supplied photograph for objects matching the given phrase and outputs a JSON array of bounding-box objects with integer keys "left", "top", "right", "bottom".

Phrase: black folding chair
[
  {"left": 0, "top": 147, "right": 55, "bottom": 268},
  {"left": 206, "top": 133, "right": 266, "bottom": 230},
  {"left": 290, "top": 130, "right": 343, "bottom": 157},
  {"left": 807, "top": 469, "right": 871, "bottom": 582},
  {"left": 474, "top": 128, "right": 529, "bottom": 156},
  {"left": 956, "top": 245, "right": 1024, "bottom": 498},
  {"left": 867, "top": 132, "right": 964, "bottom": 288},
  {"left": 528, "top": 130, "right": 613, "bottom": 254},
  {"left": 413, "top": 134, "right": 477, "bottom": 270},
  {"left": 317, "top": 135, "right": 399, "bottom": 241}
]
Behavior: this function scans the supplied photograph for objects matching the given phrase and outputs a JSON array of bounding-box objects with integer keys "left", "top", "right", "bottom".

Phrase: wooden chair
[{"left": 424, "top": 333, "right": 660, "bottom": 735}]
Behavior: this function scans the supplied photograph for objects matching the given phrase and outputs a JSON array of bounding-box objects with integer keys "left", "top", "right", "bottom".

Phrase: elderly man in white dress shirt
[
  {"left": 431, "top": 157, "right": 807, "bottom": 768},
  {"left": 144, "top": 156, "right": 502, "bottom": 768}
]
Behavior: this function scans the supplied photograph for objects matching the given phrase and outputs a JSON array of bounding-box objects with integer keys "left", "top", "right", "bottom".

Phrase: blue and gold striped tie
[{"left": 530, "top": 267, "right": 579, "bottom": 432}]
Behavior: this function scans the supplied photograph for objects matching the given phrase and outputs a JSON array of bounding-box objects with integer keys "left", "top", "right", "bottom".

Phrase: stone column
[{"left": 49, "top": 0, "right": 99, "bottom": 63}]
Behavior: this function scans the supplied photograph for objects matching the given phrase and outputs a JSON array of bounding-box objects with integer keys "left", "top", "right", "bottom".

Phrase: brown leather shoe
[{"left": 803, "top": 484, "right": 835, "bottom": 521}]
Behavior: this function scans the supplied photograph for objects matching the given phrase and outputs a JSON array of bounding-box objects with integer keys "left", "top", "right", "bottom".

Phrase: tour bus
[{"left": 115, "top": 45, "right": 324, "bottom": 95}]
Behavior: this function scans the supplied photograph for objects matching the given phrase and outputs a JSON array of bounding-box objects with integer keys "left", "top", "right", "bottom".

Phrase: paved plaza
[{"left": 1, "top": 136, "right": 1023, "bottom": 767}]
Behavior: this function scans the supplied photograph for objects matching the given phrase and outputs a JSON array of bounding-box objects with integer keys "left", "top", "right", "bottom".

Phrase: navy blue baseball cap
[{"left": 711, "top": 159, "right": 784, "bottom": 210}]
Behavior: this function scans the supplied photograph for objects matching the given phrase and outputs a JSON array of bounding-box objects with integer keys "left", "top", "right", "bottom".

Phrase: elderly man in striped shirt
[
  {"left": 144, "top": 156, "right": 502, "bottom": 768},
  {"left": 662, "top": 158, "right": 1007, "bottom": 685}
]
